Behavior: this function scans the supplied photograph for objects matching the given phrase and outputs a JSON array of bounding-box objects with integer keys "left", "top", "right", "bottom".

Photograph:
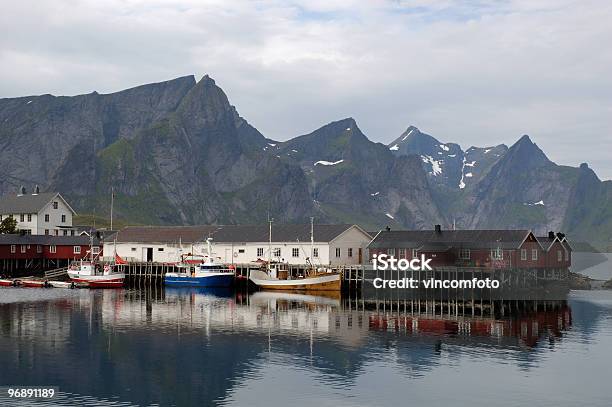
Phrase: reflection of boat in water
[
  {"left": 249, "top": 290, "right": 341, "bottom": 307},
  {"left": 164, "top": 239, "right": 235, "bottom": 287},
  {"left": 165, "top": 286, "right": 234, "bottom": 298}
]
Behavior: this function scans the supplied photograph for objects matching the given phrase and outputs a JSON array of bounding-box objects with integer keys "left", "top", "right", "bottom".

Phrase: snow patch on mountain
[
  {"left": 421, "top": 155, "right": 443, "bottom": 176},
  {"left": 439, "top": 144, "right": 449, "bottom": 151},
  {"left": 389, "top": 144, "right": 399, "bottom": 151},
  {"left": 401, "top": 129, "right": 414, "bottom": 141},
  {"left": 314, "top": 159, "right": 344, "bottom": 166},
  {"left": 385, "top": 213, "right": 394, "bottom": 219}
]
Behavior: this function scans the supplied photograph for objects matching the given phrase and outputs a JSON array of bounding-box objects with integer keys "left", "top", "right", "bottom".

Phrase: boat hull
[
  {"left": 0, "top": 279, "right": 15, "bottom": 287},
  {"left": 164, "top": 274, "right": 234, "bottom": 287},
  {"left": 68, "top": 271, "right": 125, "bottom": 288},
  {"left": 19, "top": 280, "right": 48, "bottom": 288},
  {"left": 249, "top": 270, "right": 341, "bottom": 291}
]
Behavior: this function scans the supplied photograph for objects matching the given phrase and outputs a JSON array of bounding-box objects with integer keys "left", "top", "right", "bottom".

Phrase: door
[
  {"left": 146, "top": 247, "right": 153, "bottom": 262},
  {"left": 358, "top": 248, "right": 363, "bottom": 264}
]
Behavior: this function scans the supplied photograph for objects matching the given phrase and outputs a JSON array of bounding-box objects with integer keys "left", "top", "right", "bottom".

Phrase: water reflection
[{"left": 0, "top": 287, "right": 611, "bottom": 406}]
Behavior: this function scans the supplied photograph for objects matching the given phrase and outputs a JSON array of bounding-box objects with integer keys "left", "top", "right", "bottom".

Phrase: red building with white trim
[{"left": 0, "top": 234, "right": 102, "bottom": 276}]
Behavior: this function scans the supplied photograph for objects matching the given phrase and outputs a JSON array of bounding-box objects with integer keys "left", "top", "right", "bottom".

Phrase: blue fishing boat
[{"left": 164, "top": 239, "right": 235, "bottom": 287}]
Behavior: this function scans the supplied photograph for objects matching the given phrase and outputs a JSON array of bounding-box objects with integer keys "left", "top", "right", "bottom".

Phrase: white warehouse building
[{"left": 105, "top": 224, "right": 372, "bottom": 266}]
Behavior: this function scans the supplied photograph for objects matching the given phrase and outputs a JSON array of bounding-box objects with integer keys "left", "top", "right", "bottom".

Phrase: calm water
[{"left": 1, "top": 286, "right": 611, "bottom": 407}]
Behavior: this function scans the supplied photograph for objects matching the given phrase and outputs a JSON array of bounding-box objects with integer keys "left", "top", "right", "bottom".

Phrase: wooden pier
[{"left": 117, "top": 261, "right": 366, "bottom": 289}]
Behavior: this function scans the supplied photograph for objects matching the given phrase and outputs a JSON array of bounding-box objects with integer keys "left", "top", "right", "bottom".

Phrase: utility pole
[{"left": 110, "top": 187, "right": 114, "bottom": 231}]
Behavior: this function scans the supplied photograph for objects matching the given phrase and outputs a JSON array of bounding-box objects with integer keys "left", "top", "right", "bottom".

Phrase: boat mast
[
  {"left": 310, "top": 217, "right": 314, "bottom": 262},
  {"left": 206, "top": 238, "right": 213, "bottom": 262},
  {"left": 268, "top": 217, "right": 273, "bottom": 265}
]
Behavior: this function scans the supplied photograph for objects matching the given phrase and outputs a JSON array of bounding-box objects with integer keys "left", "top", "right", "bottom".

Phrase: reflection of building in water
[
  {"left": 96, "top": 288, "right": 571, "bottom": 350},
  {"left": 98, "top": 288, "right": 371, "bottom": 347}
]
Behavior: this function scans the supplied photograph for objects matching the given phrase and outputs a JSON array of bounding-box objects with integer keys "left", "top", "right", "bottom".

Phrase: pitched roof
[
  {"left": 369, "top": 229, "right": 531, "bottom": 250},
  {"left": 0, "top": 192, "right": 75, "bottom": 214},
  {"left": 109, "top": 224, "right": 367, "bottom": 244},
  {"left": 0, "top": 234, "right": 99, "bottom": 245}
]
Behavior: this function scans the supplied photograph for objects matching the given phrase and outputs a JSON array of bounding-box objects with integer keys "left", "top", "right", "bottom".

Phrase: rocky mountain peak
[{"left": 504, "top": 134, "right": 550, "bottom": 169}]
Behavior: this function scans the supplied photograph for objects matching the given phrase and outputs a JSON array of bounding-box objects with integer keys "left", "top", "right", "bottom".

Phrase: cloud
[{"left": 1, "top": 0, "right": 611, "bottom": 178}]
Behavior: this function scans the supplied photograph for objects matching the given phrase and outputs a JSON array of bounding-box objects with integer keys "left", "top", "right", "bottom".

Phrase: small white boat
[{"left": 48, "top": 281, "right": 76, "bottom": 289}]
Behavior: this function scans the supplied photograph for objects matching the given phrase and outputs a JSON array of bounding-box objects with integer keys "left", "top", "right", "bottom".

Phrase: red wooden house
[
  {"left": 0, "top": 234, "right": 102, "bottom": 276},
  {"left": 368, "top": 225, "right": 571, "bottom": 271}
]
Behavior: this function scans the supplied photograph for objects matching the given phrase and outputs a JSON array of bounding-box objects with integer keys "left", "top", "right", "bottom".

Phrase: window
[
  {"left": 20, "top": 245, "right": 26, "bottom": 253},
  {"left": 532, "top": 249, "right": 538, "bottom": 261},
  {"left": 70, "top": 230, "right": 75, "bottom": 236},
  {"left": 20, "top": 214, "right": 24, "bottom": 222},
  {"left": 63, "top": 230, "right": 68, "bottom": 236},
  {"left": 37, "top": 245, "right": 42, "bottom": 253},
  {"left": 27, "top": 214, "right": 32, "bottom": 222},
  {"left": 387, "top": 248, "right": 395, "bottom": 257},
  {"left": 131, "top": 247, "right": 137, "bottom": 252},
  {"left": 44, "top": 229, "right": 49, "bottom": 235},
  {"left": 557, "top": 250, "right": 563, "bottom": 262},
  {"left": 313, "top": 248, "right": 319, "bottom": 258},
  {"left": 491, "top": 248, "right": 503, "bottom": 260},
  {"left": 61, "top": 214, "right": 66, "bottom": 223},
  {"left": 53, "top": 201, "right": 58, "bottom": 209},
  {"left": 54, "top": 230, "right": 59, "bottom": 236},
  {"left": 335, "top": 248, "right": 341, "bottom": 258},
  {"left": 238, "top": 249, "right": 245, "bottom": 254},
  {"left": 158, "top": 248, "right": 164, "bottom": 252},
  {"left": 412, "top": 249, "right": 418, "bottom": 258},
  {"left": 49, "top": 245, "right": 56, "bottom": 254},
  {"left": 459, "top": 248, "right": 471, "bottom": 260},
  {"left": 92, "top": 247, "right": 100, "bottom": 255},
  {"left": 74, "top": 246, "right": 81, "bottom": 254},
  {"left": 273, "top": 248, "right": 281, "bottom": 257},
  {"left": 257, "top": 247, "right": 264, "bottom": 257},
  {"left": 10, "top": 245, "right": 16, "bottom": 253},
  {"left": 44, "top": 214, "right": 49, "bottom": 222},
  {"left": 521, "top": 249, "right": 527, "bottom": 260},
  {"left": 292, "top": 248, "right": 299, "bottom": 257},
  {"left": 398, "top": 248, "right": 406, "bottom": 258}
]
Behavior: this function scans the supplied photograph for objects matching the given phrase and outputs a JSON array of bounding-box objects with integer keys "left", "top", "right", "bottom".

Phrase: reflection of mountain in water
[{"left": 0, "top": 288, "right": 583, "bottom": 406}]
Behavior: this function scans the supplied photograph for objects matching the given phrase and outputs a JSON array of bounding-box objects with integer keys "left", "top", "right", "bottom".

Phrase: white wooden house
[{"left": 0, "top": 187, "right": 76, "bottom": 236}]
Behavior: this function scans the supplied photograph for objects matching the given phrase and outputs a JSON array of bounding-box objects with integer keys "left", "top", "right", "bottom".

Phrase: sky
[{"left": 1, "top": 0, "right": 611, "bottom": 179}]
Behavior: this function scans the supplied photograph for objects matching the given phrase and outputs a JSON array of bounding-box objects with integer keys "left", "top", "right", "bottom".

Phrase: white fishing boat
[
  {"left": 248, "top": 219, "right": 342, "bottom": 291},
  {"left": 68, "top": 260, "right": 124, "bottom": 288},
  {"left": 67, "top": 234, "right": 124, "bottom": 288}
]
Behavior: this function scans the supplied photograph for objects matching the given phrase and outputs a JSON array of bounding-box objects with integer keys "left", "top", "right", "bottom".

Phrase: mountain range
[{"left": 0, "top": 75, "right": 610, "bottom": 247}]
